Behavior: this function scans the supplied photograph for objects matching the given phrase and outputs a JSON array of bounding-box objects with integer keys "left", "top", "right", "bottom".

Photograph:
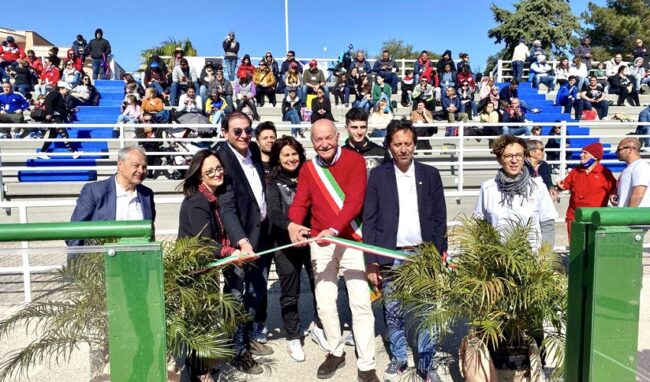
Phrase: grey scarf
[{"left": 495, "top": 166, "right": 537, "bottom": 208}]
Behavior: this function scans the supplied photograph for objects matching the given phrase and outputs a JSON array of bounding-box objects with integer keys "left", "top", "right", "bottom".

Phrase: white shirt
[
  {"left": 617, "top": 159, "right": 650, "bottom": 207},
  {"left": 395, "top": 162, "right": 422, "bottom": 247},
  {"left": 177, "top": 93, "right": 203, "bottom": 113},
  {"left": 512, "top": 44, "right": 530, "bottom": 62},
  {"left": 569, "top": 63, "right": 588, "bottom": 78},
  {"left": 114, "top": 178, "right": 143, "bottom": 221},
  {"left": 473, "top": 177, "right": 558, "bottom": 250},
  {"left": 228, "top": 144, "right": 267, "bottom": 221}
]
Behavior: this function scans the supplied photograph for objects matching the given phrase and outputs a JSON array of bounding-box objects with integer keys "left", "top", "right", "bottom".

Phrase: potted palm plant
[
  {"left": 393, "top": 216, "right": 567, "bottom": 382},
  {"left": 0, "top": 236, "right": 245, "bottom": 382}
]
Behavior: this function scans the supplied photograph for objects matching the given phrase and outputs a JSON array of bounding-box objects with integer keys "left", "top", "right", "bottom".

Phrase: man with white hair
[
  {"left": 530, "top": 55, "right": 556, "bottom": 92},
  {"left": 288, "top": 119, "right": 380, "bottom": 382}
]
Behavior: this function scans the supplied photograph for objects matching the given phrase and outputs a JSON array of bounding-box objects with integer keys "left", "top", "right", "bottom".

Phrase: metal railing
[{"left": 495, "top": 59, "right": 623, "bottom": 83}]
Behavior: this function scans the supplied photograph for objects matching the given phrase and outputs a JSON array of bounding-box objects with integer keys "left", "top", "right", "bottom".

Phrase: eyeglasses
[
  {"left": 502, "top": 153, "right": 525, "bottom": 162},
  {"left": 616, "top": 146, "right": 633, "bottom": 153},
  {"left": 233, "top": 127, "right": 253, "bottom": 137},
  {"left": 202, "top": 167, "right": 224, "bottom": 177}
]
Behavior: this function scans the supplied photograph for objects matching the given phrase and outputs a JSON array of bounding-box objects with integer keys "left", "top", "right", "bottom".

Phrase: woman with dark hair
[
  {"left": 474, "top": 135, "right": 557, "bottom": 250},
  {"left": 177, "top": 149, "right": 242, "bottom": 380},
  {"left": 122, "top": 73, "right": 145, "bottom": 99},
  {"left": 609, "top": 65, "right": 640, "bottom": 106},
  {"left": 266, "top": 136, "right": 323, "bottom": 362}
]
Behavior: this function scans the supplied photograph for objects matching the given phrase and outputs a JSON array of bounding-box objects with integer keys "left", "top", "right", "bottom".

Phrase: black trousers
[
  {"left": 255, "top": 86, "right": 276, "bottom": 106},
  {"left": 274, "top": 246, "right": 321, "bottom": 340}
]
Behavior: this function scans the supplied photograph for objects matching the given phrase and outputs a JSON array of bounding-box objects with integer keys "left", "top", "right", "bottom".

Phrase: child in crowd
[
  {"left": 206, "top": 90, "right": 227, "bottom": 125},
  {"left": 124, "top": 82, "right": 141, "bottom": 101},
  {"left": 117, "top": 95, "right": 141, "bottom": 124}
]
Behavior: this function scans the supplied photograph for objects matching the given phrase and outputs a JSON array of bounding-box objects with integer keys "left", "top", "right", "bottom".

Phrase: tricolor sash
[{"left": 306, "top": 157, "right": 363, "bottom": 240}]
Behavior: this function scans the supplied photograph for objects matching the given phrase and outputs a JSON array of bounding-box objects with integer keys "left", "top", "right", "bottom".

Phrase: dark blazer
[
  {"left": 216, "top": 141, "right": 267, "bottom": 250},
  {"left": 68, "top": 175, "right": 156, "bottom": 245},
  {"left": 178, "top": 191, "right": 226, "bottom": 256},
  {"left": 362, "top": 160, "right": 447, "bottom": 266}
]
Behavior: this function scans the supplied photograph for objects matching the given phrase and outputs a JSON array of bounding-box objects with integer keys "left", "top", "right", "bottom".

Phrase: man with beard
[
  {"left": 255, "top": 121, "right": 277, "bottom": 176},
  {"left": 342, "top": 108, "right": 390, "bottom": 173},
  {"left": 288, "top": 119, "right": 380, "bottom": 382}
]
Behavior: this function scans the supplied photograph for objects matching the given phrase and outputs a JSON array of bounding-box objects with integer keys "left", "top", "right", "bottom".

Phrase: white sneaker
[
  {"left": 286, "top": 339, "right": 305, "bottom": 362},
  {"left": 310, "top": 326, "right": 329, "bottom": 352},
  {"left": 344, "top": 332, "right": 355, "bottom": 347},
  {"left": 37, "top": 154, "right": 50, "bottom": 160},
  {"left": 601, "top": 116, "right": 609, "bottom": 121},
  {"left": 72, "top": 151, "right": 83, "bottom": 160}
]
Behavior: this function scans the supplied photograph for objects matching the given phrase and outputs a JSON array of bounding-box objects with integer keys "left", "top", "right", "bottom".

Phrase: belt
[{"left": 396, "top": 245, "right": 419, "bottom": 252}]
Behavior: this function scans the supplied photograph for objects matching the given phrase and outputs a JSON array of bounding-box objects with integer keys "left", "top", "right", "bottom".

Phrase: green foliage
[
  {"left": 582, "top": 0, "right": 650, "bottom": 60},
  {"left": 0, "top": 236, "right": 243, "bottom": 381},
  {"left": 393, "top": 216, "right": 567, "bottom": 375},
  {"left": 488, "top": 0, "right": 580, "bottom": 58},
  {"left": 139, "top": 38, "right": 198, "bottom": 69},
  {"left": 377, "top": 39, "right": 439, "bottom": 60}
]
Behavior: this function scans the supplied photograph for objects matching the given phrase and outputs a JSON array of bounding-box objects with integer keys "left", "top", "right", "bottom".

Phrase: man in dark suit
[
  {"left": 69, "top": 145, "right": 155, "bottom": 246},
  {"left": 362, "top": 120, "right": 447, "bottom": 382},
  {"left": 216, "top": 112, "right": 274, "bottom": 373}
]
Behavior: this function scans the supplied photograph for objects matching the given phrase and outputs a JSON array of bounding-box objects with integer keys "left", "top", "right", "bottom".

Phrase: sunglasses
[{"left": 233, "top": 127, "right": 253, "bottom": 137}]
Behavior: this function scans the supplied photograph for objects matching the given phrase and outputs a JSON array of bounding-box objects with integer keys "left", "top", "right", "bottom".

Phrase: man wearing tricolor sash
[
  {"left": 363, "top": 120, "right": 447, "bottom": 382},
  {"left": 288, "top": 119, "right": 380, "bottom": 382}
]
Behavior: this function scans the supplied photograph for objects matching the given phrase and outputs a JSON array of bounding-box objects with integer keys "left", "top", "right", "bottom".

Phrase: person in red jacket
[
  {"left": 288, "top": 119, "right": 380, "bottom": 382},
  {"left": 552, "top": 142, "right": 617, "bottom": 238},
  {"left": 26, "top": 50, "right": 43, "bottom": 76},
  {"left": 34, "top": 57, "right": 61, "bottom": 97},
  {"left": 0, "top": 36, "right": 26, "bottom": 66},
  {"left": 62, "top": 48, "right": 84, "bottom": 73},
  {"left": 236, "top": 54, "right": 255, "bottom": 81}
]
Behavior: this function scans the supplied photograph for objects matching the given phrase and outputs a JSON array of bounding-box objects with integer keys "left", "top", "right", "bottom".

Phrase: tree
[
  {"left": 582, "top": 0, "right": 650, "bottom": 60},
  {"left": 377, "top": 39, "right": 439, "bottom": 60},
  {"left": 139, "top": 38, "right": 198, "bottom": 70},
  {"left": 488, "top": 0, "right": 580, "bottom": 59}
]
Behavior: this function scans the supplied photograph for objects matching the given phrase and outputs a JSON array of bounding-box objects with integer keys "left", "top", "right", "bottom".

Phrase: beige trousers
[{"left": 310, "top": 242, "right": 376, "bottom": 371}]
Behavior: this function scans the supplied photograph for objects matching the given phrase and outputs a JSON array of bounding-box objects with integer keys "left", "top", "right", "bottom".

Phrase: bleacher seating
[{"left": 17, "top": 80, "right": 122, "bottom": 182}]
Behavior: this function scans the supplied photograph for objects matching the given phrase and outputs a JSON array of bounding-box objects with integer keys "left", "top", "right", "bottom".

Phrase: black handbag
[{"left": 30, "top": 108, "right": 46, "bottom": 122}]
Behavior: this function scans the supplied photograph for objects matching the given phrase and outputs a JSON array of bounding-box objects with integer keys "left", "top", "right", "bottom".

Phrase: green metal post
[
  {"left": 566, "top": 208, "right": 648, "bottom": 382},
  {"left": 104, "top": 239, "right": 167, "bottom": 382},
  {"left": 0, "top": 220, "right": 153, "bottom": 241}
]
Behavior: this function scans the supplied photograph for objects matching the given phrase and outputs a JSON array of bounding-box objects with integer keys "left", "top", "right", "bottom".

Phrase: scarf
[
  {"left": 494, "top": 166, "right": 536, "bottom": 208},
  {"left": 198, "top": 183, "right": 230, "bottom": 248}
]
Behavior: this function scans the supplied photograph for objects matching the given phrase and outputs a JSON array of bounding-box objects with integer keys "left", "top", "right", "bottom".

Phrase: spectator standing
[
  {"left": 38, "top": 81, "right": 79, "bottom": 159},
  {"left": 511, "top": 38, "right": 529, "bottom": 82},
  {"left": 222, "top": 31, "right": 240, "bottom": 81},
  {"left": 524, "top": 139, "right": 555, "bottom": 247},
  {"left": 72, "top": 34, "right": 87, "bottom": 63},
  {"left": 574, "top": 36, "right": 593, "bottom": 70},
  {"left": 613, "top": 138, "right": 650, "bottom": 207},
  {"left": 372, "top": 50, "right": 398, "bottom": 94},
  {"left": 554, "top": 143, "right": 616, "bottom": 237},
  {"left": 84, "top": 28, "right": 111, "bottom": 80}
]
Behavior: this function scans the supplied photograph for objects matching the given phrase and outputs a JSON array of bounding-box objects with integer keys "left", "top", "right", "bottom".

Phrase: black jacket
[
  {"left": 216, "top": 141, "right": 268, "bottom": 250},
  {"left": 85, "top": 37, "right": 111, "bottom": 59},
  {"left": 280, "top": 59, "right": 303, "bottom": 75},
  {"left": 266, "top": 169, "right": 306, "bottom": 248},
  {"left": 342, "top": 138, "right": 391, "bottom": 173},
  {"left": 310, "top": 97, "right": 334, "bottom": 123},
  {"left": 44, "top": 90, "right": 68, "bottom": 121},
  {"left": 282, "top": 97, "right": 301, "bottom": 115},
  {"left": 178, "top": 191, "right": 227, "bottom": 257},
  {"left": 362, "top": 160, "right": 447, "bottom": 265}
]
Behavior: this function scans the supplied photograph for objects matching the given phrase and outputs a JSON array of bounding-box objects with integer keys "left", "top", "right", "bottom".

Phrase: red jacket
[
  {"left": 559, "top": 162, "right": 617, "bottom": 222},
  {"left": 457, "top": 71, "right": 476, "bottom": 89},
  {"left": 1, "top": 43, "right": 26, "bottom": 62},
  {"left": 289, "top": 149, "right": 367, "bottom": 240},
  {"left": 236, "top": 63, "right": 255, "bottom": 80},
  {"left": 27, "top": 57, "right": 43, "bottom": 75},
  {"left": 39, "top": 65, "right": 61, "bottom": 85},
  {"left": 64, "top": 49, "right": 84, "bottom": 72}
]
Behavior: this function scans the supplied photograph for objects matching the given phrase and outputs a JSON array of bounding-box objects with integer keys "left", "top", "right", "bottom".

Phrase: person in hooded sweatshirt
[
  {"left": 84, "top": 28, "right": 112, "bottom": 80},
  {"left": 436, "top": 49, "right": 455, "bottom": 77}
]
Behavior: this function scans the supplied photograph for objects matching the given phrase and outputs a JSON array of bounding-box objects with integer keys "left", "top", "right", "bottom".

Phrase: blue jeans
[
  {"left": 460, "top": 101, "right": 477, "bottom": 117},
  {"left": 224, "top": 58, "right": 237, "bottom": 81},
  {"left": 199, "top": 85, "right": 209, "bottom": 102},
  {"left": 575, "top": 99, "right": 609, "bottom": 120},
  {"left": 284, "top": 109, "right": 302, "bottom": 136},
  {"left": 170, "top": 82, "right": 200, "bottom": 107},
  {"left": 353, "top": 98, "right": 372, "bottom": 112},
  {"left": 503, "top": 125, "right": 532, "bottom": 136},
  {"left": 370, "top": 128, "right": 386, "bottom": 138},
  {"left": 511, "top": 60, "right": 524, "bottom": 82},
  {"left": 148, "top": 82, "right": 164, "bottom": 97},
  {"left": 533, "top": 75, "right": 556, "bottom": 91},
  {"left": 14, "top": 84, "right": 31, "bottom": 97},
  {"left": 91, "top": 58, "right": 104, "bottom": 80},
  {"left": 117, "top": 115, "right": 138, "bottom": 124},
  {"left": 383, "top": 263, "right": 435, "bottom": 371}
]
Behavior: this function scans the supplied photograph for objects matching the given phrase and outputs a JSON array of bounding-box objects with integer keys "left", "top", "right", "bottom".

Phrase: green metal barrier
[
  {"left": 566, "top": 208, "right": 648, "bottom": 382},
  {"left": 0, "top": 220, "right": 166, "bottom": 382}
]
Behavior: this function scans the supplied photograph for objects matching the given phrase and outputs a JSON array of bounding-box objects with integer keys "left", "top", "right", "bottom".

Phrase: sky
[{"left": 11, "top": 0, "right": 604, "bottom": 73}]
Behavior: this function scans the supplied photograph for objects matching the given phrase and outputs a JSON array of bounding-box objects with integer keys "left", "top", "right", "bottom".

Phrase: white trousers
[{"left": 310, "top": 242, "right": 376, "bottom": 371}]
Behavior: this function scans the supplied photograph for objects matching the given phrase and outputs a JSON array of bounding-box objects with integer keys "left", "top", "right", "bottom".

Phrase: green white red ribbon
[{"left": 204, "top": 236, "right": 413, "bottom": 268}]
